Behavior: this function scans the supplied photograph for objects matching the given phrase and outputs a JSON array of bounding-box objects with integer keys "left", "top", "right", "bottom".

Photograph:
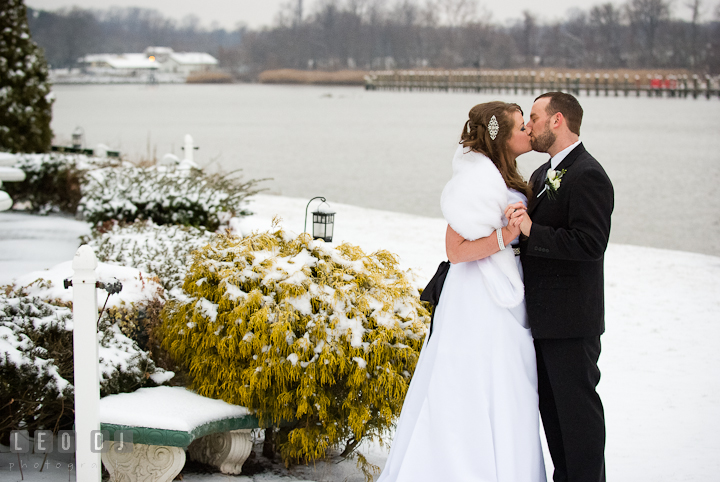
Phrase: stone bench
[{"left": 99, "top": 386, "right": 259, "bottom": 482}]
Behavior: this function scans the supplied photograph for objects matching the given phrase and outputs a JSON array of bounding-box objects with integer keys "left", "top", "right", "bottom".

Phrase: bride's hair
[{"left": 459, "top": 101, "right": 531, "bottom": 198}]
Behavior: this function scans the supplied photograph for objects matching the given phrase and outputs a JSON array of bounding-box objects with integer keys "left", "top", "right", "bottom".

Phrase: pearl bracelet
[{"left": 496, "top": 228, "right": 506, "bottom": 251}]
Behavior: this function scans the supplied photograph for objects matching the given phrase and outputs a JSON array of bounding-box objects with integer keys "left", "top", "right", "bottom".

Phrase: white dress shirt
[
  {"left": 550, "top": 139, "right": 582, "bottom": 170},
  {"left": 537, "top": 140, "right": 581, "bottom": 198}
]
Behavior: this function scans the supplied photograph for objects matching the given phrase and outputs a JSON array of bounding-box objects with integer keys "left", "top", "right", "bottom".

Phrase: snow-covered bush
[
  {"left": 3, "top": 153, "right": 111, "bottom": 213},
  {"left": 0, "top": 0, "right": 53, "bottom": 153},
  {"left": 12, "top": 258, "right": 180, "bottom": 373},
  {"left": 0, "top": 285, "right": 172, "bottom": 442},
  {"left": 79, "top": 166, "right": 262, "bottom": 230},
  {"left": 84, "top": 220, "right": 216, "bottom": 292},
  {"left": 160, "top": 223, "right": 429, "bottom": 473}
]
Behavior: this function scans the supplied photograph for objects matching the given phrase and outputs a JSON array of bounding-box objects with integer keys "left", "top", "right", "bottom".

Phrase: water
[{"left": 50, "top": 84, "right": 720, "bottom": 256}]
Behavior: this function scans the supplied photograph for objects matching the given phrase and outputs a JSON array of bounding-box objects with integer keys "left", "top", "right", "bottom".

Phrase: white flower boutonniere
[{"left": 544, "top": 168, "right": 567, "bottom": 200}]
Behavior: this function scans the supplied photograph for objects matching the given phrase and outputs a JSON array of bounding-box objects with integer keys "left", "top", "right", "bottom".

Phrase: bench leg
[
  {"left": 187, "top": 429, "right": 253, "bottom": 475},
  {"left": 102, "top": 442, "right": 185, "bottom": 482}
]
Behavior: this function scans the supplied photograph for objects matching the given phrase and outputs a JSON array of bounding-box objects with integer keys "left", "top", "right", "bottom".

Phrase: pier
[{"left": 365, "top": 70, "right": 720, "bottom": 99}]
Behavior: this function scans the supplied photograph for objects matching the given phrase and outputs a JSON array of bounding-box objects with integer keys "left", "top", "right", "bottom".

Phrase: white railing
[{"left": 71, "top": 246, "right": 102, "bottom": 482}]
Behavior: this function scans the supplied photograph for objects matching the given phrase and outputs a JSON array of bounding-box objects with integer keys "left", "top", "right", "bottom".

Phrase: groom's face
[{"left": 528, "top": 98, "right": 556, "bottom": 154}]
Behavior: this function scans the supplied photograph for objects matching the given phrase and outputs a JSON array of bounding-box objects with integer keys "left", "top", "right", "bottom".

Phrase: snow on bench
[{"left": 99, "top": 386, "right": 259, "bottom": 482}]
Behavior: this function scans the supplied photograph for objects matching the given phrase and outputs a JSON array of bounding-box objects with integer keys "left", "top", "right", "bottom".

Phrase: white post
[
  {"left": 72, "top": 245, "right": 101, "bottom": 482},
  {"left": 184, "top": 134, "right": 194, "bottom": 163}
]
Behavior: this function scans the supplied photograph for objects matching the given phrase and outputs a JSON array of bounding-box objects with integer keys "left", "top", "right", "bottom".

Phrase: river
[{"left": 49, "top": 83, "right": 720, "bottom": 256}]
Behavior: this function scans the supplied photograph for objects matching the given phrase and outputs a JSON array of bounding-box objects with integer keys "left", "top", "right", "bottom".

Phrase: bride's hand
[
  {"left": 503, "top": 219, "right": 522, "bottom": 244},
  {"left": 505, "top": 203, "right": 526, "bottom": 222}
]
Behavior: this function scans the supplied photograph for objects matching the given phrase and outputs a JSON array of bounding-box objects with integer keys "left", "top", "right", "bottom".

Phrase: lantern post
[{"left": 304, "top": 196, "right": 336, "bottom": 243}]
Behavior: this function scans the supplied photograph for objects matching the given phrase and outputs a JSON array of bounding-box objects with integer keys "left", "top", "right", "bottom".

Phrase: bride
[{"left": 378, "top": 102, "right": 546, "bottom": 482}]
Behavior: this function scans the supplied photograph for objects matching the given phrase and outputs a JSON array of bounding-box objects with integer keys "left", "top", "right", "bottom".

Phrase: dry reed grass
[
  {"left": 186, "top": 71, "right": 234, "bottom": 83},
  {"left": 258, "top": 69, "right": 368, "bottom": 85}
]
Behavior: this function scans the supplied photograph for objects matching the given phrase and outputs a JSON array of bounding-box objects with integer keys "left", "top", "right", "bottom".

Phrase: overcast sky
[{"left": 25, "top": 0, "right": 699, "bottom": 30}]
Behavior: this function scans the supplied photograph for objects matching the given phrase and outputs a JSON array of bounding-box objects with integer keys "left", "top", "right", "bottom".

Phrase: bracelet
[{"left": 496, "top": 228, "right": 506, "bottom": 251}]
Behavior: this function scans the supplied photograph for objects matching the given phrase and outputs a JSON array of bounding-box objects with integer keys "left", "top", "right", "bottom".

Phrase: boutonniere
[{"left": 544, "top": 169, "right": 566, "bottom": 200}]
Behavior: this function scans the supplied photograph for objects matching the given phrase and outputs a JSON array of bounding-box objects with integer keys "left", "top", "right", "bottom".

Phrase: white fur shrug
[{"left": 441, "top": 145, "right": 525, "bottom": 309}]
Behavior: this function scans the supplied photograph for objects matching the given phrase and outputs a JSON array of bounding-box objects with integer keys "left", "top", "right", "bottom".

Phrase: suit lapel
[
  {"left": 554, "top": 142, "right": 585, "bottom": 172},
  {"left": 528, "top": 161, "right": 550, "bottom": 215},
  {"left": 528, "top": 143, "right": 586, "bottom": 216}
]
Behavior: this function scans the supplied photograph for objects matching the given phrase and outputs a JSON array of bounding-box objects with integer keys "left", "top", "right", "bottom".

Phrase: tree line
[{"left": 27, "top": 0, "right": 720, "bottom": 75}]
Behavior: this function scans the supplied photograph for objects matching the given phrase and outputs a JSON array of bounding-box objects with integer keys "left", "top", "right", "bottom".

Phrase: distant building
[
  {"left": 79, "top": 47, "right": 218, "bottom": 77},
  {"left": 159, "top": 52, "right": 218, "bottom": 75},
  {"left": 80, "top": 53, "right": 157, "bottom": 73}
]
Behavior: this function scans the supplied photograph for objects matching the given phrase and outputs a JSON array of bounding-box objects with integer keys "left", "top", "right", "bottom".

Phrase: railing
[{"left": 365, "top": 70, "right": 720, "bottom": 99}]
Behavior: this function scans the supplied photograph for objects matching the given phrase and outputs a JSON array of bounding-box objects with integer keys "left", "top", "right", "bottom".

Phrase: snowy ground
[{"left": 1, "top": 193, "right": 719, "bottom": 481}]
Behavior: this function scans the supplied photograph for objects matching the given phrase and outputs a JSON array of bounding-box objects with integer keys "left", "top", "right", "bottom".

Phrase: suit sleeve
[{"left": 525, "top": 167, "right": 614, "bottom": 261}]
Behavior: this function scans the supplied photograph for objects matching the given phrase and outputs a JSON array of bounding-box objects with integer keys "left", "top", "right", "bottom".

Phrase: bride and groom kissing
[{"left": 379, "top": 92, "right": 614, "bottom": 482}]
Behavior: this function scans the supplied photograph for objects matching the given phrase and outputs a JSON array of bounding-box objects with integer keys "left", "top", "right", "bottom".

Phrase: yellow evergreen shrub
[{"left": 160, "top": 222, "right": 429, "bottom": 469}]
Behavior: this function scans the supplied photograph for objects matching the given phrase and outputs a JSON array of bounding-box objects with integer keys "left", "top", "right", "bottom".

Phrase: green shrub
[
  {"left": 79, "top": 166, "right": 262, "bottom": 230},
  {"left": 160, "top": 223, "right": 429, "bottom": 475},
  {"left": 85, "top": 220, "right": 216, "bottom": 292},
  {"left": 0, "top": 0, "right": 53, "bottom": 153},
  {"left": 2, "top": 153, "right": 109, "bottom": 214},
  {"left": 0, "top": 285, "right": 172, "bottom": 443}
]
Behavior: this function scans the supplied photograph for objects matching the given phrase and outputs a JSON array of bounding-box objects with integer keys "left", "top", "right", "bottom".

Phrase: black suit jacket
[{"left": 520, "top": 143, "right": 614, "bottom": 339}]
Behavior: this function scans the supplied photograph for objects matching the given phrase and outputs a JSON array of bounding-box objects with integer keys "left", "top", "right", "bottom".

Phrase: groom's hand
[
  {"left": 506, "top": 203, "right": 532, "bottom": 237},
  {"left": 514, "top": 212, "right": 532, "bottom": 236}
]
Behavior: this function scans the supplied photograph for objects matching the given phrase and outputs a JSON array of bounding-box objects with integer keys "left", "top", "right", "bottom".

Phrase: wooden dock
[{"left": 365, "top": 70, "right": 720, "bottom": 99}]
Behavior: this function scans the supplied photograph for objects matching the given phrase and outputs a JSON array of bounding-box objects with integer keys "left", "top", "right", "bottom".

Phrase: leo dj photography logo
[{"left": 9, "top": 429, "right": 135, "bottom": 454}]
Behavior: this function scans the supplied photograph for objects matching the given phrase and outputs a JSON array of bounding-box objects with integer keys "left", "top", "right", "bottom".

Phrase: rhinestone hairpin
[{"left": 488, "top": 115, "right": 499, "bottom": 141}]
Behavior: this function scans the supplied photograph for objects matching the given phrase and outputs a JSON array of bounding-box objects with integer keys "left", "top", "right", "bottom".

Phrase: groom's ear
[{"left": 553, "top": 112, "right": 565, "bottom": 129}]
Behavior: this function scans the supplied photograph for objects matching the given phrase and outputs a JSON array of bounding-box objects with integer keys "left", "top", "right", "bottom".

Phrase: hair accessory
[{"left": 488, "top": 115, "right": 499, "bottom": 141}]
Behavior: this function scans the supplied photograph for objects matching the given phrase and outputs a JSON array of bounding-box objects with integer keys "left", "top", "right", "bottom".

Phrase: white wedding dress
[{"left": 378, "top": 149, "right": 545, "bottom": 482}]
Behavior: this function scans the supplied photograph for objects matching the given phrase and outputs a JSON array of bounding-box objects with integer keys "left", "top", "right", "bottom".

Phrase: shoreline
[{"left": 3, "top": 193, "right": 719, "bottom": 287}]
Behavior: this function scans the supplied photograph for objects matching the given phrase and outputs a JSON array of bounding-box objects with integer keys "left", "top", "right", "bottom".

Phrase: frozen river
[{"left": 49, "top": 83, "right": 720, "bottom": 256}]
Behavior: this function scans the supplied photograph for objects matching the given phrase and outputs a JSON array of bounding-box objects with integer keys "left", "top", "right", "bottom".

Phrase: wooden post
[
  {"left": 613, "top": 73, "right": 619, "bottom": 96},
  {"left": 706, "top": 75, "right": 712, "bottom": 99},
  {"left": 692, "top": 74, "right": 699, "bottom": 99},
  {"left": 575, "top": 73, "right": 581, "bottom": 95},
  {"left": 72, "top": 245, "right": 101, "bottom": 482},
  {"left": 635, "top": 75, "right": 641, "bottom": 97},
  {"left": 586, "top": 73, "right": 591, "bottom": 96},
  {"left": 530, "top": 70, "right": 536, "bottom": 95},
  {"left": 624, "top": 74, "right": 630, "bottom": 97},
  {"left": 647, "top": 75, "right": 653, "bottom": 97},
  {"left": 603, "top": 73, "right": 610, "bottom": 96},
  {"left": 595, "top": 73, "right": 600, "bottom": 96}
]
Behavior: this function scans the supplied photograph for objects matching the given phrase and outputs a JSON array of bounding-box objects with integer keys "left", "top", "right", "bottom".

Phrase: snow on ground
[
  {"left": 0, "top": 211, "right": 90, "bottom": 285},
  {"left": 1, "top": 193, "right": 719, "bottom": 481}
]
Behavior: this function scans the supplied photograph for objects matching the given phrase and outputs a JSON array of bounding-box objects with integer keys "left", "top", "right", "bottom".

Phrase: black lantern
[{"left": 304, "top": 196, "right": 335, "bottom": 242}]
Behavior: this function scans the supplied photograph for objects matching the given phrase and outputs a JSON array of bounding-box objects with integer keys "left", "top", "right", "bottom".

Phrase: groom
[{"left": 509, "top": 92, "right": 614, "bottom": 482}]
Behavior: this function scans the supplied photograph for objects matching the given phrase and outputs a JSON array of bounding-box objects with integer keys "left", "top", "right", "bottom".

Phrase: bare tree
[
  {"left": 589, "top": 3, "right": 624, "bottom": 67},
  {"left": 626, "top": 0, "right": 672, "bottom": 65},
  {"left": 433, "top": 0, "right": 478, "bottom": 28},
  {"left": 686, "top": 0, "right": 702, "bottom": 66},
  {"left": 521, "top": 10, "right": 538, "bottom": 65}
]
